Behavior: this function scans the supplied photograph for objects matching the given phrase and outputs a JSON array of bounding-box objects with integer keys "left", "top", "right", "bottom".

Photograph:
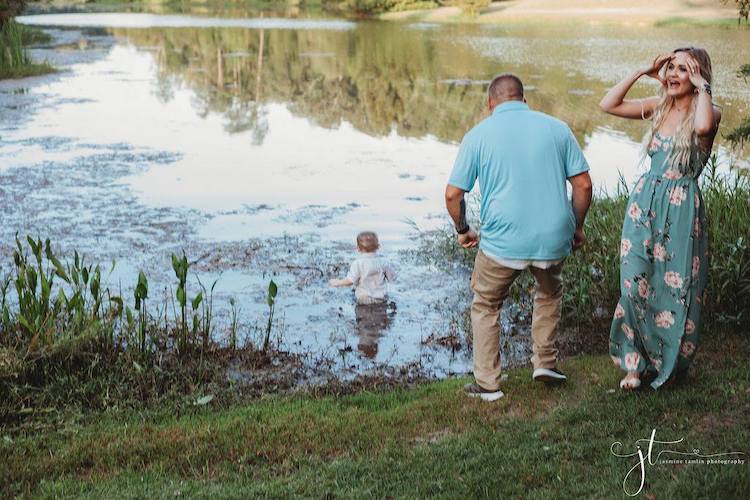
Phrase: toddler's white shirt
[{"left": 346, "top": 252, "right": 395, "bottom": 302}]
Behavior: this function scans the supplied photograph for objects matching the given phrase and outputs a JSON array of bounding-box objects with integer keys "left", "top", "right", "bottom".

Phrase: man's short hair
[{"left": 487, "top": 73, "right": 524, "bottom": 102}]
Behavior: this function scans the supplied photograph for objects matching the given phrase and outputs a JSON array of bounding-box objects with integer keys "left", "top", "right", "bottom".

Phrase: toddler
[{"left": 329, "top": 231, "right": 396, "bottom": 305}]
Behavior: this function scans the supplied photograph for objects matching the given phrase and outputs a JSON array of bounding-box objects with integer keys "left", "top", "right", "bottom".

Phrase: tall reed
[
  {"left": 0, "top": 19, "right": 54, "bottom": 79},
  {"left": 0, "top": 19, "right": 27, "bottom": 72}
]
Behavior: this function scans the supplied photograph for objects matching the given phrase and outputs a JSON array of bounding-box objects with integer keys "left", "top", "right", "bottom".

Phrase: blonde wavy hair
[{"left": 645, "top": 46, "right": 713, "bottom": 174}]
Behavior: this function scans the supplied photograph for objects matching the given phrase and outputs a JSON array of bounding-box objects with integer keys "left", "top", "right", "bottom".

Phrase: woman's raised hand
[
  {"left": 685, "top": 54, "right": 708, "bottom": 88},
  {"left": 641, "top": 54, "right": 672, "bottom": 85}
]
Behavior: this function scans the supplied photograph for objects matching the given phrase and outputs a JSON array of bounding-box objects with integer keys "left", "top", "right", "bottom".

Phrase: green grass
[
  {"left": 0, "top": 19, "right": 55, "bottom": 80},
  {"left": 2, "top": 331, "right": 748, "bottom": 497},
  {"left": 0, "top": 61, "right": 55, "bottom": 79},
  {"left": 18, "top": 23, "right": 52, "bottom": 45},
  {"left": 654, "top": 16, "right": 748, "bottom": 28}
]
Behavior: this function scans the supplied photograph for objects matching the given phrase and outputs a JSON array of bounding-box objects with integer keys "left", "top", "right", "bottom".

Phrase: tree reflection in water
[{"left": 114, "top": 17, "right": 749, "bottom": 158}]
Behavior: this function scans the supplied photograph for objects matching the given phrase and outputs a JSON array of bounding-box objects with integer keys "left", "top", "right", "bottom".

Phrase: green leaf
[
  {"left": 133, "top": 361, "right": 143, "bottom": 373},
  {"left": 18, "top": 314, "right": 31, "bottom": 333},
  {"left": 109, "top": 296, "right": 124, "bottom": 317},
  {"left": 40, "top": 273, "right": 51, "bottom": 302},
  {"left": 90, "top": 274, "right": 100, "bottom": 298},
  {"left": 192, "top": 292, "right": 203, "bottom": 310},
  {"left": 26, "top": 266, "right": 37, "bottom": 293},
  {"left": 46, "top": 245, "right": 70, "bottom": 283},
  {"left": 267, "top": 279, "right": 278, "bottom": 307},
  {"left": 14, "top": 232, "right": 22, "bottom": 250},
  {"left": 26, "top": 236, "right": 39, "bottom": 257},
  {"left": 135, "top": 271, "right": 148, "bottom": 300},
  {"left": 176, "top": 286, "right": 186, "bottom": 308}
]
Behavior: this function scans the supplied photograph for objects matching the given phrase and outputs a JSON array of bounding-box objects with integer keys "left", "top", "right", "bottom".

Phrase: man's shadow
[{"left": 354, "top": 302, "right": 397, "bottom": 359}]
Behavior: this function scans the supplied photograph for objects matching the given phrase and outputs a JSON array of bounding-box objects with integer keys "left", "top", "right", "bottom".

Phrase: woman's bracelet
[{"left": 696, "top": 82, "right": 712, "bottom": 96}]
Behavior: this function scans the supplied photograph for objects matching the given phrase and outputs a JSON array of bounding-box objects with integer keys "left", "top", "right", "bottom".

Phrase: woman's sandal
[{"left": 619, "top": 375, "right": 642, "bottom": 390}]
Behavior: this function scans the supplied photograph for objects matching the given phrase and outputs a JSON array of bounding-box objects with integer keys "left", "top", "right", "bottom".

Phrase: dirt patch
[{"left": 381, "top": 0, "right": 738, "bottom": 24}]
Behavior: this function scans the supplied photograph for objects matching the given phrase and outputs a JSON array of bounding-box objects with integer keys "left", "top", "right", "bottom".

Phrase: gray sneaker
[
  {"left": 533, "top": 367, "right": 567, "bottom": 384},
  {"left": 463, "top": 383, "right": 504, "bottom": 402}
]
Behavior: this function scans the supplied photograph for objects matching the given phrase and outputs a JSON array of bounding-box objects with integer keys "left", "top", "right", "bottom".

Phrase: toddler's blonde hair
[{"left": 356, "top": 231, "right": 379, "bottom": 252}]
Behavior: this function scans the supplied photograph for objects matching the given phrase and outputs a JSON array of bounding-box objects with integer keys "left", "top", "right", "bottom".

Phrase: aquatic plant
[
  {"left": 263, "top": 279, "right": 278, "bottom": 352},
  {"left": 2, "top": 236, "right": 121, "bottom": 350},
  {"left": 196, "top": 276, "right": 217, "bottom": 351},
  {"left": 133, "top": 271, "right": 149, "bottom": 354},
  {"left": 0, "top": 238, "right": 297, "bottom": 420},
  {"left": 0, "top": 19, "right": 53, "bottom": 79},
  {"left": 229, "top": 297, "right": 239, "bottom": 352},
  {"left": 172, "top": 251, "right": 189, "bottom": 350},
  {"left": 0, "top": 17, "right": 24, "bottom": 68}
]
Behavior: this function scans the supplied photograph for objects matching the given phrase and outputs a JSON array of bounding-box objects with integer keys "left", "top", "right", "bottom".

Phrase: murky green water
[{"left": 3, "top": 6, "right": 750, "bottom": 376}]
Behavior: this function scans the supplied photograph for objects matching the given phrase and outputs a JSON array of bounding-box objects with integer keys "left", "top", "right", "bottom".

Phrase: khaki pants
[{"left": 470, "top": 250, "right": 564, "bottom": 391}]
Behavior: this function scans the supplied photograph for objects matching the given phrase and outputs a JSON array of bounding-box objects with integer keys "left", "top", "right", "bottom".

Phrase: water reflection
[
  {"left": 102, "top": 19, "right": 749, "bottom": 160},
  {"left": 19, "top": 13, "right": 357, "bottom": 30},
  {"left": 355, "top": 302, "right": 396, "bottom": 359}
]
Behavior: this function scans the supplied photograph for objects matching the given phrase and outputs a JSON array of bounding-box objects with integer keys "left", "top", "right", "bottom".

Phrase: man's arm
[
  {"left": 445, "top": 185, "right": 478, "bottom": 248},
  {"left": 568, "top": 172, "right": 593, "bottom": 250}
]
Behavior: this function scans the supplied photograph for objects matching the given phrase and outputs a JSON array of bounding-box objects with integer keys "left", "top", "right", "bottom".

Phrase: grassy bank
[
  {"left": 2, "top": 329, "right": 748, "bottom": 497},
  {"left": 0, "top": 19, "right": 54, "bottom": 80},
  {"left": 0, "top": 237, "right": 318, "bottom": 423}
]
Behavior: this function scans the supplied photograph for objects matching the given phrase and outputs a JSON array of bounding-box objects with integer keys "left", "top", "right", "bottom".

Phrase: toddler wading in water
[{"left": 329, "top": 231, "right": 396, "bottom": 305}]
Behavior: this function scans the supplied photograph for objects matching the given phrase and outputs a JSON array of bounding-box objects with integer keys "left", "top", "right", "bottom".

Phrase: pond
[{"left": 2, "top": 6, "right": 750, "bottom": 377}]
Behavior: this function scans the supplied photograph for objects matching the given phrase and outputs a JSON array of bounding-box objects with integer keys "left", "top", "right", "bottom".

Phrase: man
[{"left": 446, "top": 74, "right": 593, "bottom": 402}]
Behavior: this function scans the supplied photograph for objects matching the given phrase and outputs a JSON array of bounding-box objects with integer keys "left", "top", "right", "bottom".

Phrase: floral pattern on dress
[{"left": 609, "top": 132, "right": 709, "bottom": 389}]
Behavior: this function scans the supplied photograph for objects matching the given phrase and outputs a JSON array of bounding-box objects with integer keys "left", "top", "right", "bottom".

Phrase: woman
[{"left": 600, "top": 47, "right": 721, "bottom": 390}]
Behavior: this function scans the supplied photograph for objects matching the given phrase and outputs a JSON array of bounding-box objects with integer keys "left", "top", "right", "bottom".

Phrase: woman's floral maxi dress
[{"left": 609, "top": 132, "right": 708, "bottom": 389}]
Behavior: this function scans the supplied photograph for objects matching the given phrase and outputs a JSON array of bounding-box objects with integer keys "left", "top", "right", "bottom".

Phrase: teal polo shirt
[{"left": 448, "top": 101, "right": 589, "bottom": 260}]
